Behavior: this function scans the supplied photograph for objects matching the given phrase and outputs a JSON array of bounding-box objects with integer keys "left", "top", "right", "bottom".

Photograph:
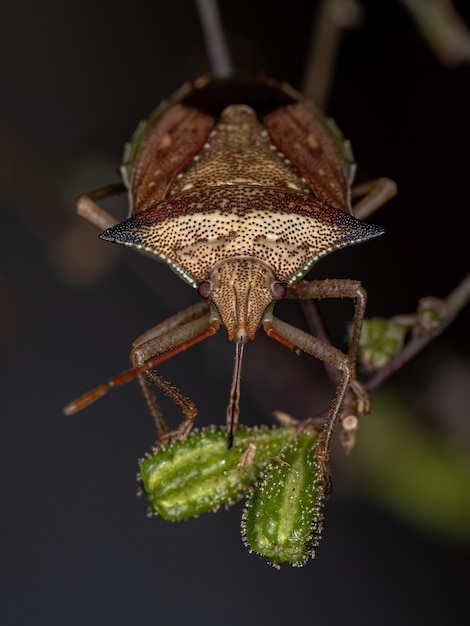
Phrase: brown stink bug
[{"left": 65, "top": 74, "right": 396, "bottom": 489}]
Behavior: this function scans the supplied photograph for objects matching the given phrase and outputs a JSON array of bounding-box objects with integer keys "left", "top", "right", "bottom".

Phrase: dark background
[{"left": 1, "top": 1, "right": 469, "bottom": 624}]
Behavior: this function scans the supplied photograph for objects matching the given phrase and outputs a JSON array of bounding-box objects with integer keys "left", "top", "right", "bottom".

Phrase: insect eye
[
  {"left": 198, "top": 281, "right": 212, "bottom": 300},
  {"left": 272, "top": 282, "right": 286, "bottom": 301}
]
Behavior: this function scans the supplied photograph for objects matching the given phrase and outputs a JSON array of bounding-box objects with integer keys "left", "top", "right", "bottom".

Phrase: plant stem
[
  {"left": 195, "top": 0, "right": 233, "bottom": 76},
  {"left": 365, "top": 272, "right": 470, "bottom": 392},
  {"left": 399, "top": 0, "right": 470, "bottom": 65}
]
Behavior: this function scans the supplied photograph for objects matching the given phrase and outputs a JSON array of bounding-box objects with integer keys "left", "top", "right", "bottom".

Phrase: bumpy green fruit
[
  {"left": 139, "top": 426, "right": 295, "bottom": 520},
  {"left": 242, "top": 429, "right": 324, "bottom": 567},
  {"left": 359, "top": 317, "right": 406, "bottom": 371}
]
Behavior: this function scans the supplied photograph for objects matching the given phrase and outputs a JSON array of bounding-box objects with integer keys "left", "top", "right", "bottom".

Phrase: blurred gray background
[{"left": 1, "top": 1, "right": 469, "bottom": 624}]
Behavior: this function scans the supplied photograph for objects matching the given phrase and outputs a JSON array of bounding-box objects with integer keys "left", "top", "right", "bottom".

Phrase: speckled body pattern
[{"left": 100, "top": 75, "right": 382, "bottom": 340}]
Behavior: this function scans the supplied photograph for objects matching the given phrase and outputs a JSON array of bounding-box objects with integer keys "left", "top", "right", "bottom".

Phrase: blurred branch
[
  {"left": 196, "top": 0, "right": 233, "bottom": 76},
  {"left": 302, "top": 0, "right": 363, "bottom": 108},
  {"left": 365, "top": 272, "right": 470, "bottom": 392},
  {"left": 399, "top": 0, "right": 470, "bottom": 65}
]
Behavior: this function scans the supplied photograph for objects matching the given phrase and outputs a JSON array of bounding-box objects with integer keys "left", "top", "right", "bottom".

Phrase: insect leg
[
  {"left": 288, "top": 278, "right": 367, "bottom": 382},
  {"left": 76, "top": 182, "right": 127, "bottom": 230},
  {"left": 131, "top": 302, "right": 210, "bottom": 438},
  {"left": 135, "top": 372, "right": 169, "bottom": 438},
  {"left": 351, "top": 177, "right": 397, "bottom": 220},
  {"left": 136, "top": 371, "right": 197, "bottom": 442},
  {"left": 131, "top": 301, "right": 211, "bottom": 347},
  {"left": 64, "top": 302, "right": 216, "bottom": 442},
  {"left": 285, "top": 278, "right": 372, "bottom": 461},
  {"left": 263, "top": 316, "right": 353, "bottom": 495},
  {"left": 130, "top": 302, "right": 218, "bottom": 443}
]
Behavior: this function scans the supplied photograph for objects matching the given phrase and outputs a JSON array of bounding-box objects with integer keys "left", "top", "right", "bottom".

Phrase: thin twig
[
  {"left": 302, "top": 0, "right": 363, "bottom": 108},
  {"left": 399, "top": 0, "right": 470, "bottom": 65},
  {"left": 365, "top": 272, "right": 470, "bottom": 392},
  {"left": 195, "top": 0, "right": 233, "bottom": 76}
]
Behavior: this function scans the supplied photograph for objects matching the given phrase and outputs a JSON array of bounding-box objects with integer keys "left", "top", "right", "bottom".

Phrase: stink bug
[{"left": 65, "top": 74, "right": 396, "bottom": 489}]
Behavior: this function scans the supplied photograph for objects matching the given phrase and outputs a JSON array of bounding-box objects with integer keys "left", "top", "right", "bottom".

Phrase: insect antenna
[{"left": 64, "top": 324, "right": 218, "bottom": 416}]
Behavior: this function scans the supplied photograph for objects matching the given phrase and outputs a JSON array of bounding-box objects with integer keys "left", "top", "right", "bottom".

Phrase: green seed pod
[
  {"left": 359, "top": 316, "right": 407, "bottom": 371},
  {"left": 242, "top": 429, "right": 323, "bottom": 568},
  {"left": 139, "top": 426, "right": 295, "bottom": 521}
]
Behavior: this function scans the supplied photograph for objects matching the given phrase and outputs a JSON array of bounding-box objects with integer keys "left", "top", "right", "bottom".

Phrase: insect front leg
[
  {"left": 286, "top": 278, "right": 372, "bottom": 458},
  {"left": 288, "top": 278, "right": 368, "bottom": 384},
  {"left": 136, "top": 371, "right": 197, "bottom": 442},
  {"left": 76, "top": 182, "right": 127, "bottom": 230},
  {"left": 263, "top": 315, "right": 354, "bottom": 495},
  {"left": 351, "top": 177, "right": 397, "bottom": 220},
  {"left": 130, "top": 302, "right": 217, "bottom": 443}
]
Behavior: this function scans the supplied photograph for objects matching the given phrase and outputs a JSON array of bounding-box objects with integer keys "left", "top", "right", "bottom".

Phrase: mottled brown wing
[
  {"left": 263, "top": 103, "right": 351, "bottom": 213},
  {"left": 130, "top": 103, "right": 215, "bottom": 214}
]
